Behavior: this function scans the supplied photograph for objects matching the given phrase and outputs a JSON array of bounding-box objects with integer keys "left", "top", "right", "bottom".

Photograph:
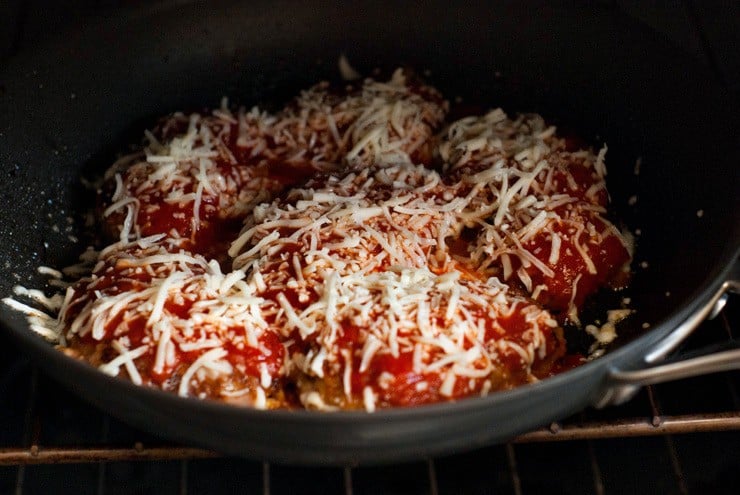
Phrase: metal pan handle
[{"left": 594, "top": 275, "right": 739, "bottom": 408}]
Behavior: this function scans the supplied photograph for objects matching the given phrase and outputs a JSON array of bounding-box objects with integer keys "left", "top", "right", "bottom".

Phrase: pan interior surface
[{"left": 0, "top": 2, "right": 738, "bottom": 463}]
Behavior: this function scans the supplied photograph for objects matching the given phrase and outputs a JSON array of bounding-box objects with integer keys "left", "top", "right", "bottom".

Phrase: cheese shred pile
[{"left": 4, "top": 67, "right": 632, "bottom": 411}]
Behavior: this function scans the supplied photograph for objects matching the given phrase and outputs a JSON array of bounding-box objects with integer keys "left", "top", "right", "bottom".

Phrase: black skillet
[{"left": 0, "top": 1, "right": 738, "bottom": 464}]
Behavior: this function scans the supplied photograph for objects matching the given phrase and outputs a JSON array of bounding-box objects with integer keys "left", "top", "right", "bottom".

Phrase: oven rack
[
  {"left": 0, "top": 302, "right": 737, "bottom": 494},
  {"left": 1, "top": 403, "right": 739, "bottom": 466}
]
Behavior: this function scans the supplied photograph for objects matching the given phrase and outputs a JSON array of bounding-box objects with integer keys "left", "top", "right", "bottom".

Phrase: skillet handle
[{"left": 594, "top": 276, "right": 740, "bottom": 408}]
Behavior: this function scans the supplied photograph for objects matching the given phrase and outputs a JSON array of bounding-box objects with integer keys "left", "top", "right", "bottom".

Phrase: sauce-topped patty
[{"left": 9, "top": 69, "right": 632, "bottom": 411}]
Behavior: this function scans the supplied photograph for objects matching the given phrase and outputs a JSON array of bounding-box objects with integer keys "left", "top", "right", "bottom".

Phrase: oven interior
[{"left": 1, "top": 1, "right": 738, "bottom": 493}]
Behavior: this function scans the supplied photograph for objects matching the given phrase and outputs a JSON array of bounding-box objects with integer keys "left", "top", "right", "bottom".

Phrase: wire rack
[{"left": 0, "top": 300, "right": 737, "bottom": 495}]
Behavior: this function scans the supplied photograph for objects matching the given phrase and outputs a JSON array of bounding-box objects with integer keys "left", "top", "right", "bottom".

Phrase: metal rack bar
[
  {"left": 505, "top": 443, "right": 522, "bottom": 495},
  {"left": 0, "top": 412, "right": 737, "bottom": 466},
  {"left": 664, "top": 435, "right": 689, "bottom": 495},
  {"left": 0, "top": 446, "right": 218, "bottom": 465},
  {"left": 343, "top": 466, "right": 353, "bottom": 495},
  {"left": 262, "top": 461, "right": 271, "bottom": 495},
  {"left": 513, "top": 413, "right": 740, "bottom": 443},
  {"left": 586, "top": 440, "right": 605, "bottom": 495},
  {"left": 427, "top": 459, "right": 439, "bottom": 495}
]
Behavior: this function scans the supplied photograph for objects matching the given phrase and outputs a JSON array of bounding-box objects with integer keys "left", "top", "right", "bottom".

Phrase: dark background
[{"left": 0, "top": 1, "right": 738, "bottom": 494}]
